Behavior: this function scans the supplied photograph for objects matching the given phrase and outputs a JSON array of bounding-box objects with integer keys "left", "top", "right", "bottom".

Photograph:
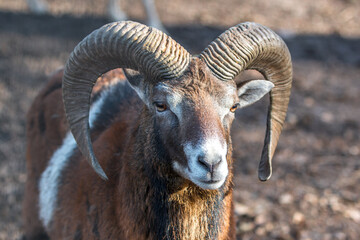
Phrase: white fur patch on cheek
[{"left": 38, "top": 88, "right": 110, "bottom": 229}]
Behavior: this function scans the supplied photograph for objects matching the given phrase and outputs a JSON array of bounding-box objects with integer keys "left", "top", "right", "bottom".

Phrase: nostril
[
  {"left": 213, "top": 158, "right": 221, "bottom": 170},
  {"left": 197, "top": 155, "right": 211, "bottom": 171},
  {"left": 197, "top": 156, "right": 222, "bottom": 173}
]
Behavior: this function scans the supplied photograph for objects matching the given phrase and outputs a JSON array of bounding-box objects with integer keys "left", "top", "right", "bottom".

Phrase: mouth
[
  {"left": 194, "top": 178, "right": 225, "bottom": 190},
  {"left": 202, "top": 179, "right": 221, "bottom": 184}
]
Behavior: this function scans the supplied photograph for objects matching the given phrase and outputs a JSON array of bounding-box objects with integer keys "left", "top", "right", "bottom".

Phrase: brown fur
[
  {"left": 23, "top": 69, "right": 126, "bottom": 239},
  {"left": 23, "top": 69, "right": 68, "bottom": 239},
  {"left": 23, "top": 62, "right": 237, "bottom": 239}
]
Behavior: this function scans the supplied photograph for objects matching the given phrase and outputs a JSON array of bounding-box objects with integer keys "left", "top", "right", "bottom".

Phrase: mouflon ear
[
  {"left": 123, "top": 68, "right": 149, "bottom": 104},
  {"left": 237, "top": 80, "right": 274, "bottom": 108},
  {"left": 123, "top": 68, "right": 142, "bottom": 87}
]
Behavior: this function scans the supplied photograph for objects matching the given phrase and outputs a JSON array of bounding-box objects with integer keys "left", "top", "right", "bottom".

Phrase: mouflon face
[
  {"left": 138, "top": 59, "right": 273, "bottom": 190},
  {"left": 148, "top": 60, "right": 237, "bottom": 190}
]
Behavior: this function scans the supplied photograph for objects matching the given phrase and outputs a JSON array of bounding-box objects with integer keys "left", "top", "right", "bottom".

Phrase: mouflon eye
[
  {"left": 230, "top": 103, "right": 239, "bottom": 113},
  {"left": 154, "top": 102, "right": 167, "bottom": 112}
]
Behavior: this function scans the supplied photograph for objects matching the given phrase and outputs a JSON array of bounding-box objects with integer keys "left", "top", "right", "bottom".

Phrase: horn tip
[
  {"left": 258, "top": 172, "right": 272, "bottom": 182},
  {"left": 91, "top": 156, "right": 109, "bottom": 181},
  {"left": 258, "top": 154, "right": 272, "bottom": 181},
  {"left": 97, "top": 168, "right": 109, "bottom": 181}
]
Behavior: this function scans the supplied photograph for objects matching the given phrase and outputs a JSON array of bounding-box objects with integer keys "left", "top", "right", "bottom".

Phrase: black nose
[{"left": 197, "top": 155, "right": 221, "bottom": 173}]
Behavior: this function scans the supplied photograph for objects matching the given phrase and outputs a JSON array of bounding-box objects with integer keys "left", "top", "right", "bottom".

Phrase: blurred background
[{"left": 0, "top": 0, "right": 359, "bottom": 239}]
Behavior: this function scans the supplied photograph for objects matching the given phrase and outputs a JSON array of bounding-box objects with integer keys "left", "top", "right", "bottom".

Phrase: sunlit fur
[{"left": 23, "top": 60, "right": 240, "bottom": 239}]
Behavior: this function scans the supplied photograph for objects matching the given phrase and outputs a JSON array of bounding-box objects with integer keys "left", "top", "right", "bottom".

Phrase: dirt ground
[{"left": 0, "top": 0, "right": 359, "bottom": 239}]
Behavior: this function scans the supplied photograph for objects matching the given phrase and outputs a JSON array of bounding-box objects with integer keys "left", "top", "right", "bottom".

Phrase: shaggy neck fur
[{"left": 116, "top": 108, "right": 234, "bottom": 240}]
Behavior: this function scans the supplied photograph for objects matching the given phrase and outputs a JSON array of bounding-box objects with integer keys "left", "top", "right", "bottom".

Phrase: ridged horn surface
[
  {"left": 63, "top": 21, "right": 190, "bottom": 180},
  {"left": 200, "top": 22, "right": 292, "bottom": 181}
]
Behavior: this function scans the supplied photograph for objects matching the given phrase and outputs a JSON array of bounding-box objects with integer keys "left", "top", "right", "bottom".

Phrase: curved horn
[
  {"left": 63, "top": 21, "right": 190, "bottom": 180},
  {"left": 199, "top": 22, "right": 292, "bottom": 181}
]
